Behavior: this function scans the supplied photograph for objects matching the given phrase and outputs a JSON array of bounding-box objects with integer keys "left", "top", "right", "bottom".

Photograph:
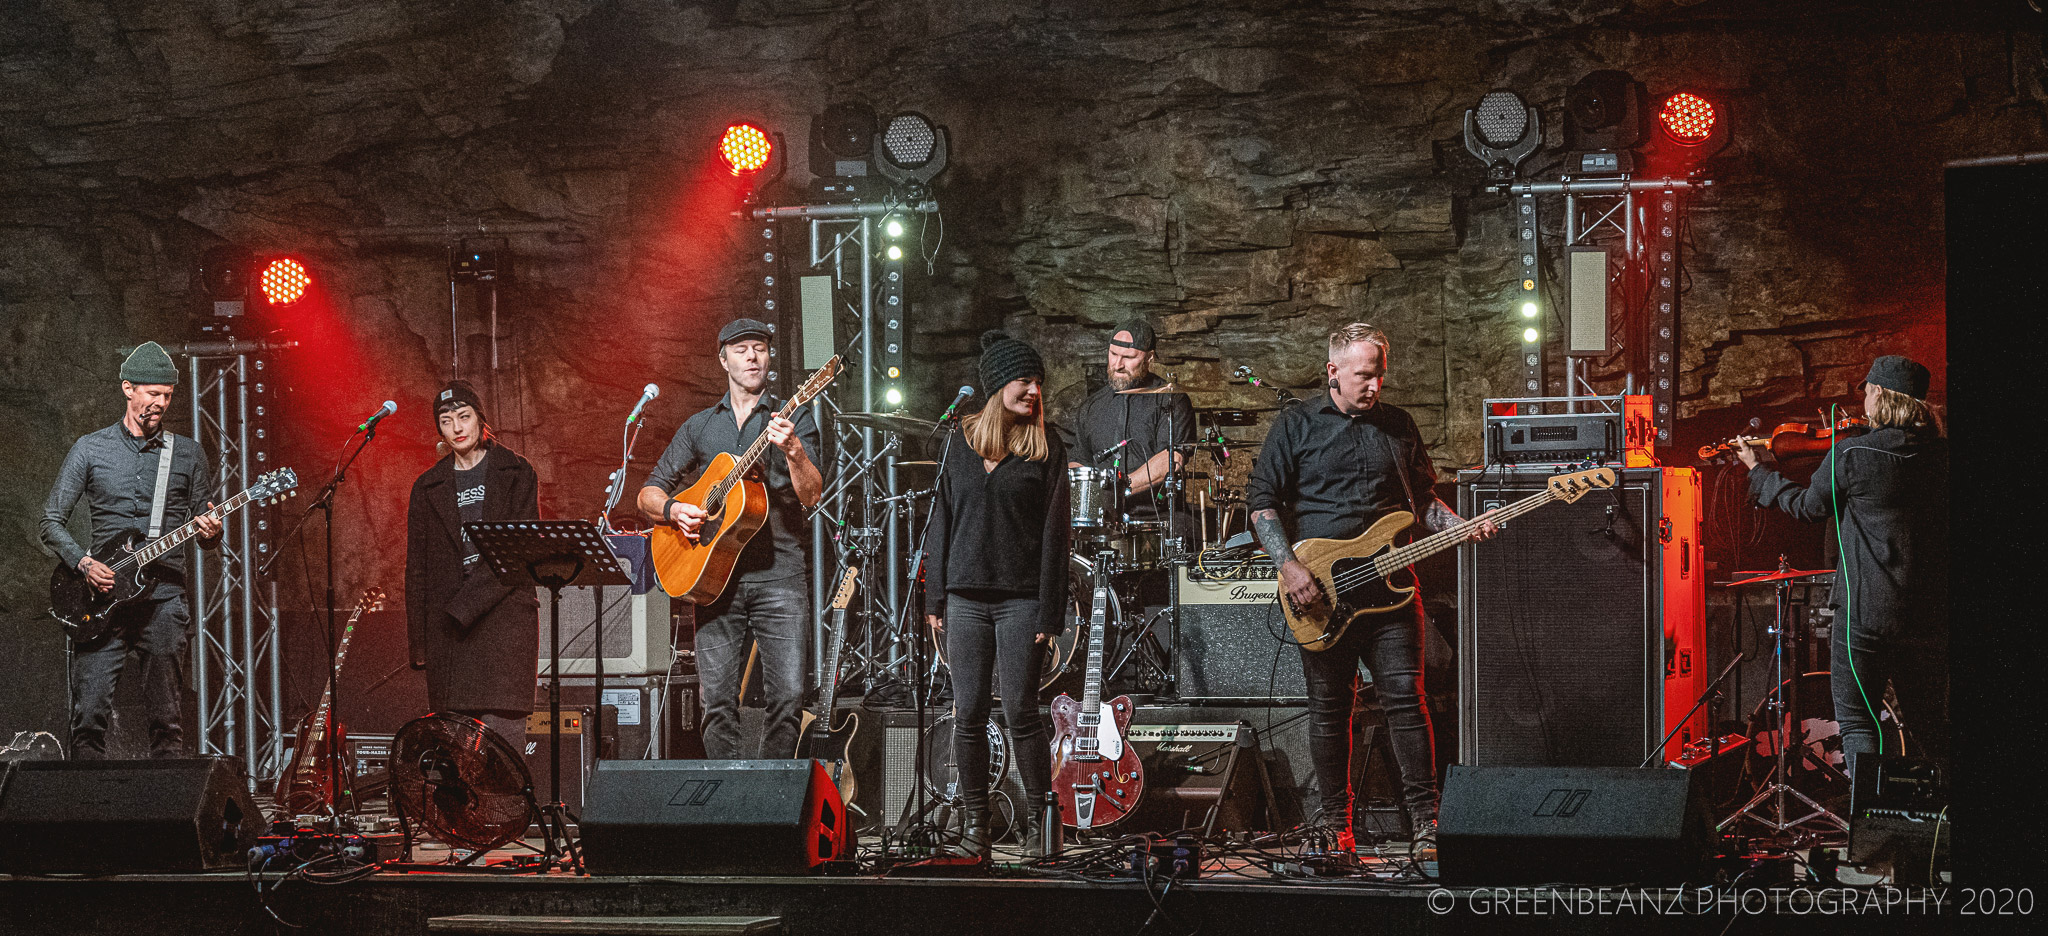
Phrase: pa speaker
[
  {"left": 579, "top": 759, "right": 847, "bottom": 875},
  {"left": 0, "top": 757, "right": 263, "bottom": 874},
  {"left": 1437, "top": 765, "right": 1709, "bottom": 885}
]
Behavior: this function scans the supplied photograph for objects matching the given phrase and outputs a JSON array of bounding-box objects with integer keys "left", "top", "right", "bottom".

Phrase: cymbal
[
  {"left": 896, "top": 460, "right": 937, "bottom": 469},
  {"left": 1723, "top": 568, "right": 1833, "bottom": 587},
  {"left": 836, "top": 411, "right": 938, "bottom": 435},
  {"left": 1118, "top": 383, "right": 1185, "bottom": 395},
  {"left": 1197, "top": 408, "right": 1261, "bottom": 427}
]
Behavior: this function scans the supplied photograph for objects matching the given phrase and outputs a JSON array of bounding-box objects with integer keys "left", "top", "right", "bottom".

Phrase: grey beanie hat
[{"left": 120, "top": 341, "right": 179, "bottom": 386}]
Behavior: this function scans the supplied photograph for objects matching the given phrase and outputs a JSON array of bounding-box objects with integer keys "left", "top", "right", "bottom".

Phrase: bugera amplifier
[{"left": 1173, "top": 561, "right": 1303, "bottom": 702}]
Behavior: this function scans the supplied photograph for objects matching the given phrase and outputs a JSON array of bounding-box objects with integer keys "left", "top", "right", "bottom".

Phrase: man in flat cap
[
  {"left": 639, "top": 319, "right": 822, "bottom": 760},
  {"left": 40, "top": 341, "right": 221, "bottom": 759},
  {"left": 1738, "top": 354, "right": 1950, "bottom": 772}
]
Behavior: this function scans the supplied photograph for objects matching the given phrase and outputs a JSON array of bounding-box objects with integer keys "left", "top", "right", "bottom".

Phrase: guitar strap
[{"left": 148, "top": 434, "right": 174, "bottom": 539}]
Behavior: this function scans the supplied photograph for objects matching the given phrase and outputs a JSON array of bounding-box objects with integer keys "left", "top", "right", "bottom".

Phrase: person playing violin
[{"left": 1736, "top": 355, "right": 1948, "bottom": 768}]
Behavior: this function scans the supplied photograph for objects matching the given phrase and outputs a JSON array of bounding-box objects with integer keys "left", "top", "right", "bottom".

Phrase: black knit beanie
[
  {"left": 978, "top": 330, "right": 1044, "bottom": 396},
  {"left": 434, "top": 379, "right": 486, "bottom": 425}
]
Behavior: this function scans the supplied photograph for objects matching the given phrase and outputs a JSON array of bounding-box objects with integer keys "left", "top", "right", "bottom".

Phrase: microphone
[
  {"left": 1096, "top": 439, "right": 1130, "bottom": 461},
  {"left": 626, "top": 383, "right": 660, "bottom": 424},
  {"left": 937, "top": 385, "right": 974, "bottom": 425},
  {"left": 358, "top": 400, "right": 396, "bottom": 432}
]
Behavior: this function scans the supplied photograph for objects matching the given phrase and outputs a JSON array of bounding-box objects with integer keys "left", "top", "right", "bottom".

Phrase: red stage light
[
  {"left": 719, "top": 123, "right": 773, "bottom": 175},
  {"left": 1658, "top": 92, "right": 1716, "bottom": 145},
  {"left": 259, "top": 257, "right": 310, "bottom": 305}
]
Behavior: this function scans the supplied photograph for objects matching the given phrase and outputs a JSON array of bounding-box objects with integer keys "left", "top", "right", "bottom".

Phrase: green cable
[{"left": 1831, "top": 403, "right": 1882, "bottom": 756}]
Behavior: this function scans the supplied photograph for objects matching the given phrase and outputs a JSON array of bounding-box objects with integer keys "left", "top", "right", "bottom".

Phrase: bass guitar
[
  {"left": 1283, "top": 467, "right": 1615, "bottom": 651},
  {"left": 649, "top": 357, "right": 843, "bottom": 603},
  {"left": 50, "top": 467, "right": 300, "bottom": 643},
  {"left": 1050, "top": 582, "right": 1144, "bottom": 830},
  {"left": 279, "top": 586, "right": 384, "bottom": 817},
  {"left": 795, "top": 566, "right": 861, "bottom": 805}
]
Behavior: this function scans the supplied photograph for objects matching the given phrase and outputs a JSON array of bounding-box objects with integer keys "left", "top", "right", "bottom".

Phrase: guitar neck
[
  {"left": 1079, "top": 590, "right": 1108, "bottom": 718},
  {"left": 1372, "top": 486, "right": 1561, "bottom": 576},
  {"left": 817, "top": 607, "right": 847, "bottom": 715},
  {"left": 708, "top": 395, "right": 811, "bottom": 504},
  {"left": 125, "top": 487, "right": 254, "bottom": 568},
  {"left": 310, "top": 608, "right": 366, "bottom": 726}
]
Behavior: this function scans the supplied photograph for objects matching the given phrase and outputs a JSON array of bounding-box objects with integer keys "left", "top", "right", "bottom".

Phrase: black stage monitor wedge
[
  {"left": 580, "top": 759, "right": 847, "bottom": 875},
  {"left": 1437, "top": 765, "right": 1709, "bottom": 886},
  {"left": 0, "top": 758, "right": 263, "bottom": 874}
]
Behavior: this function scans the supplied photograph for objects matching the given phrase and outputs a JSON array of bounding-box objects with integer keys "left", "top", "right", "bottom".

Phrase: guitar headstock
[
  {"left": 356, "top": 586, "right": 387, "bottom": 614},
  {"left": 793, "top": 356, "right": 844, "bottom": 406},
  {"left": 253, "top": 467, "right": 300, "bottom": 505},
  {"left": 1548, "top": 466, "right": 1618, "bottom": 503},
  {"left": 830, "top": 567, "right": 860, "bottom": 611}
]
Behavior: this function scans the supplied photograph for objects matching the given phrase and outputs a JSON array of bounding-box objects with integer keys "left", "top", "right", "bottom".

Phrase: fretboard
[
  {"left": 1368, "top": 486, "right": 1561, "bottom": 580},
  {"left": 1078, "top": 587, "right": 1109, "bottom": 723},
  {"left": 114, "top": 485, "right": 259, "bottom": 571}
]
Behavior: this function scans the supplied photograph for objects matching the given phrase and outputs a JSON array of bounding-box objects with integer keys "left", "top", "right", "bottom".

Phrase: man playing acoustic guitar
[
  {"left": 1244, "top": 324, "right": 1496, "bottom": 857},
  {"left": 638, "top": 318, "right": 823, "bottom": 761}
]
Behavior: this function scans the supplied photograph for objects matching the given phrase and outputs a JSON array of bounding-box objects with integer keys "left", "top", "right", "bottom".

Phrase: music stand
[{"left": 465, "top": 519, "right": 630, "bottom": 873}]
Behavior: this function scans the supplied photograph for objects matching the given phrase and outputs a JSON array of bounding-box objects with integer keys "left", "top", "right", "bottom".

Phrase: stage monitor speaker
[
  {"left": 1457, "top": 466, "right": 1706, "bottom": 766},
  {"left": 1173, "top": 563, "right": 1305, "bottom": 702},
  {"left": 1437, "top": 765, "right": 1709, "bottom": 885},
  {"left": 0, "top": 757, "right": 263, "bottom": 874},
  {"left": 537, "top": 533, "right": 675, "bottom": 677},
  {"left": 579, "top": 759, "right": 847, "bottom": 875}
]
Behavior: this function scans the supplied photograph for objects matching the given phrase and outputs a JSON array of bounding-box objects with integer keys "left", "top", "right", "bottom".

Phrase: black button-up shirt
[
  {"left": 645, "top": 392, "right": 822, "bottom": 584},
  {"left": 1072, "top": 372, "right": 1194, "bottom": 519},
  {"left": 1244, "top": 398, "right": 1436, "bottom": 544},
  {"left": 40, "top": 422, "right": 217, "bottom": 580}
]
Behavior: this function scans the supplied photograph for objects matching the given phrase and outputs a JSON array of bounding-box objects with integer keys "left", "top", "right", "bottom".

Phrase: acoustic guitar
[
  {"left": 796, "top": 566, "right": 861, "bottom": 805},
  {"left": 1282, "top": 467, "right": 1615, "bottom": 651},
  {"left": 279, "top": 586, "right": 385, "bottom": 817},
  {"left": 1050, "top": 582, "right": 1144, "bottom": 830},
  {"left": 649, "top": 357, "right": 842, "bottom": 604}
]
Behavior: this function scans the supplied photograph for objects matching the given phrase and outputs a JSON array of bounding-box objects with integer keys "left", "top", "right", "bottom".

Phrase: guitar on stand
[
  {"left": 797, "top": 567, "right": 862, "bottom": 806},
  {"left": 279, "top": 586, "right": 385, "bottom": 817},
  {"left": 649, "top": 356, "right": 842, "bottom": 603},
  {"left": 1282, "top": 467, "right": 1615, "bottom": 651},
  {"left": 1050, "top": 579, "right": 1144, "bottom": 831}
]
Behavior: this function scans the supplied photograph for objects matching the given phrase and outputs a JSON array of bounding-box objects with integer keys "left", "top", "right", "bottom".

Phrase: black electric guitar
[
  {"left": 796, "top": 566, "right": 861, "bottom": 805},
  {"left": 50, "top": 467, "right": 300, "bottom": 643}
]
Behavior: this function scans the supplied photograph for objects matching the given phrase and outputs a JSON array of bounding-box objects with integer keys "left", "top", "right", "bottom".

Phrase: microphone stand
[
  {"left": 892, "top": 412, "right": 959, "bottom": 858},
  {"left": 260, "top": 421, "right": 382, "bottom": 815}
]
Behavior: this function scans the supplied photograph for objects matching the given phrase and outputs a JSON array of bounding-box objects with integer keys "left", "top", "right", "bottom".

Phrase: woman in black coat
[{"left": 405, "top": 381, "right": 540, "bottom": 747}]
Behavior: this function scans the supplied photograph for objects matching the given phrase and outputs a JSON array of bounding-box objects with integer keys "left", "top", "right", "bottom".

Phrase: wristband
[{"left": 665, "top": 496, "right": 682, "bottom": 523}]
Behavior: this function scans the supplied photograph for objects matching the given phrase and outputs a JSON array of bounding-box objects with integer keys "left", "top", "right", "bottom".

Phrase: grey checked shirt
[{"left": 40, "top": 422, "right": 217, "bottom": 579}]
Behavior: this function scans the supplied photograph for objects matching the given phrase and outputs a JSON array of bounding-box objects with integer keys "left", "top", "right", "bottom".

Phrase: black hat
[
  {"left": 120, "top": 341, "right": 180, "bottom": 386},
  {"left": 434, "top": 380, "right": 486, "bottom": 424},
  {"left": 718, "top": 318, "right": 774, "bottom": 347},
  {"left": 978, "top": 330, "right": 1044, "bottom": 396},
  {"left": 1109, "top": 319, "right": 1156, "bottom": 352},
  {"left": 1860, "top": 355, "right": 1931, "bottom": 400}
]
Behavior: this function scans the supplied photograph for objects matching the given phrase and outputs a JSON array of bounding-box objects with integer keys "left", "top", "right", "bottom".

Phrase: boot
[{"left": 956, "top": 802, "right": 992, "bottom": 861}]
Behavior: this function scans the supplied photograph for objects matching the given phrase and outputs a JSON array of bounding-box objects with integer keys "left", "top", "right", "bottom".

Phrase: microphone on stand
[
  {"left": 358, "top": 400, "right": 397, "bottom": 433},
  {"left": 935, "top": 385, "right": 975, "bottom": 430},
  {"left": 626, "top": 383, "right": 660, "bottom": 424}
]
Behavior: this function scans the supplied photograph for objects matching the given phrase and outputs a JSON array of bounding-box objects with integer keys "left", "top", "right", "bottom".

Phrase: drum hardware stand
[
  {"left": 1643, "top": 651, "right": 1744, "bottom": 768},
  {"left": 1718, "top": 556, "right": 1848, "bottom": 844}
]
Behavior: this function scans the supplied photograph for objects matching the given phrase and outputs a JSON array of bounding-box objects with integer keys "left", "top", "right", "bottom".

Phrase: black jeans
[
  {"left": 70, "top": 588, "right": 188, "bottom": 759},
  {"left": 945, "top": 590, "right": 1053, "bottom": 813},
  {"left": 1831, "top": 618, "right": 1949, "bottom": 764},
  {"left": 1300, "top": 599, "right": 1438, "bottom": 826},
  {"left": 695, "top": 577, "right": 809, "bottom": 760}
]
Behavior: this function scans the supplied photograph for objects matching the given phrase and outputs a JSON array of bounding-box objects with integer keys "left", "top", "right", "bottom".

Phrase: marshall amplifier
[
  {"left": 1119, "top": 721, "right": 1260, "bottom": 837},
  {"left": 1173, "top": 562, "right": 1304, "bottom": 702}
]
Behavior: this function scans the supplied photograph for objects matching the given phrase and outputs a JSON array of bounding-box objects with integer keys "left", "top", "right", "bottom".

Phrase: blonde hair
[
  {"left": 1328, "top": 323, "right": 1391, "bottom": 362},
  {"left": 962, "top": 394, "right": 1049, "bottom": 463},
  {"left": 1869, "top": 385, "right": 1944, "bottom": 436}
]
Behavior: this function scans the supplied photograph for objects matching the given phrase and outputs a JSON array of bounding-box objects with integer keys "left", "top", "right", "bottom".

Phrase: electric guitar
[
  {"left": 795, "top": 567, "right": 861, "bottom": 805},
  {"left": 1282, "top": 467, "right": 1615, "bottom": 651},
  {"left": 649, "top": 357, "right": 843, "bottom": 604},
  {"left": 279, "top": 586, "right": 384, "bottom": 817},
  {"left": 1049, "top": 582, "right": 1144, "bottom": 830},
  {"left": 50, "top": 467, "right": 300, "bottom": 643}
]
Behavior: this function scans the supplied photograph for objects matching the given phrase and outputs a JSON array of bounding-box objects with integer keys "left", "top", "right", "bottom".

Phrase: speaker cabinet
[
  {"left": 1438, "top": 765, "right": 1709, "bottom": 885},
  {"left": 881, "top": 712, "right": 1028, "bottom": 835},
  {"left": 537, "top": 534, "right": 677, "bottom": 677},
  {"left": 1173, "top": 563, "right": 1305, "bottom": 702},
  {"left": 579, "top": 759, "right": 847, "bottom": 875},
  {"left": 1457, "top": 466, "right": 1706, "bottom": 767},
  {"left": 0, "top": 758, "right": 263, "bottom": 874}
]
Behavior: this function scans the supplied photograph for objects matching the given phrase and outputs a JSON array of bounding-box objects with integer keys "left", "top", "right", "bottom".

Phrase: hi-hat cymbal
[
  {"left": 836, "top": 411, "right": 938, "bottom": 435},
  {"left": 896, "top": 460, "right": 937, "bottom": 469},
  {"left": 1723, "top": 568, "right": 1834, "bottom": 587},
  {"left": 1117, "top": 383, "right": 1185, "bottom": 395}
]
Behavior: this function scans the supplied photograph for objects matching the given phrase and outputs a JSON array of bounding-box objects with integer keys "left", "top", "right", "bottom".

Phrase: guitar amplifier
[
  {"left": 1172, "top": 561, "right": 1305, "bottom": 703},
  {"left": 1118, "top": 721, "right": 1260, "bottom": 837},
  {"left": 537, "top": 533, "right": 678, "bottom": 677},
  {"left": 881, "top": 712, "right": 1028, "bottom": 837},
  {"left": 524, "top": 708, "right": 589, "bottom": 813}
]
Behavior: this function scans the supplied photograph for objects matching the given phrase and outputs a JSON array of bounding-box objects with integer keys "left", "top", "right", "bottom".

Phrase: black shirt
[
  {"left": 1071, "top": 372, "right": 1194, "bottom": 519},
  {"left": 453, "top": 463, "right": 486, "bottom": 568},
  {"left": 646, "top": 391, "right": 823, "bottom": 583},
  {"left": 927, "top": 426, "right": 1072, "bottom": 636},
  {"left": 40, "top": 422, "right": 217, "bottom": 581},
  {"left": 1243, "top": 398, "right": 1436, "bottom": 544}
]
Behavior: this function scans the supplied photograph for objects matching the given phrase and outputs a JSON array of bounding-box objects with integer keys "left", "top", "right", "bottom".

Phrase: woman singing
[{"left": 925, "top": 331, "right": 1071, "bottom": 859}]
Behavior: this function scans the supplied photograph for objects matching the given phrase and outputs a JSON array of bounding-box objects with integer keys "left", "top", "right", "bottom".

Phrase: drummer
[{"left": 1069, "top": 319, "right": 1195, "bottom": 541}]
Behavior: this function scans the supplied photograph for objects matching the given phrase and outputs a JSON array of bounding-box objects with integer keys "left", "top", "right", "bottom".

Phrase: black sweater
[{"left": 926, "top": 425, "right": 1071, "bottom": 636}]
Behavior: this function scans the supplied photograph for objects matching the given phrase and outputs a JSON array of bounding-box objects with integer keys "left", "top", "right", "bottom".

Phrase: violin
[{"left": 1699, "top": 414, "right": 1869, "bottom": 463}]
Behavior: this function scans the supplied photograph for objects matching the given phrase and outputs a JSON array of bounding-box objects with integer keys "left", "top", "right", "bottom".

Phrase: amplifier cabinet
[
  {"left": 1173, "top": 562, "right": 1305, "bottom": 703},
  {"left": 537, "top": 533, "right": 678, "bottom": 677},
  {"left": 1456, "top": 466, "right": 1706, "bottom": 767}
]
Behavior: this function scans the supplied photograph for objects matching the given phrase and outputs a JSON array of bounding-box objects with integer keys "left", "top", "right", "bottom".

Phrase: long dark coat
[{"left": 405, "top": 442, "right": 541, "bottom": 714}]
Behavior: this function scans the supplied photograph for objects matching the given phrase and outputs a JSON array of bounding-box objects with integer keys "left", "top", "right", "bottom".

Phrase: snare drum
[
  {"left": 1068, "top": 466, "right": 1116, "bottom": 529},
  {"left": 1109, "top": 519, "right": 1170, "bottom": 573}
]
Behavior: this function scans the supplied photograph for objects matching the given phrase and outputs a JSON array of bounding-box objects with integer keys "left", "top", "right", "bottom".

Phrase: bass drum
[{"left": 1037, "top": 553, "right": 1119, "bottom": 699}]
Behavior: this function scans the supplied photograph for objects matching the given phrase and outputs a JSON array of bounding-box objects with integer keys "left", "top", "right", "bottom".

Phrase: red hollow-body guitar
[
  {"left": 1049, "top": 583, "right": 1143, "bottom": 830},
  {"left": 279, "top": 586, "right": 383, "bottom": 816}
]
